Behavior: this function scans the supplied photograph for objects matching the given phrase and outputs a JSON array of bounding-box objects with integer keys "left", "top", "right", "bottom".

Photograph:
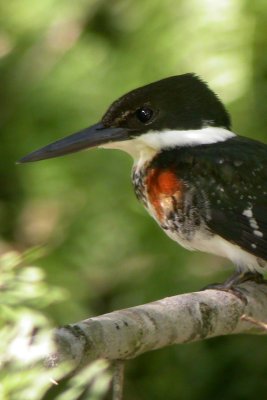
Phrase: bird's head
[{"left": 19, "top": 74, "right": 232, "bottom": 164}]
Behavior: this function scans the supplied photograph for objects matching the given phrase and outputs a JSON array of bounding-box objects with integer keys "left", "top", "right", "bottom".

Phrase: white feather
[
  {"left": 139, "top": 127, "right": 235, "bottom": 149},
  {"left": 165, "top": 229, "right": 265, "bottom": 272},
  {"left": 101, "top": 127, "right": 236, "bottom": 167}
]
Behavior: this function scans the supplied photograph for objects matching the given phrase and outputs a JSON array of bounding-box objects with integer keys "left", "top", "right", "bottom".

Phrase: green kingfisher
[{"left": 19, "top": 74, "right": 267, "bottom": 290}]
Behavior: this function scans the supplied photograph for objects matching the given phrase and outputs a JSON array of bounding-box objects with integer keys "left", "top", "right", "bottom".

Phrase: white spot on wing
[
  {"left": 254, "top": 230, "right": 263, "bottom": 238},
  {"left": 250, "top": 220, "right": 259, "bottom": 229},
  {"left": 243, "top": 208, "right": 253, "bottom": 218},
  {"left": 242, "top": 207, "right": 263, "bottom": 238}
]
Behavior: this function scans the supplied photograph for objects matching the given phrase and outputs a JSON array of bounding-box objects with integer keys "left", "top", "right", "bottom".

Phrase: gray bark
[{"left": 47, "top": 282, "right": 267, "bottom": 368}]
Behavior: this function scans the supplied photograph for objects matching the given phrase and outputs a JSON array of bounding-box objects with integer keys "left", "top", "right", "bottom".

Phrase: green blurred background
[{"left": 1, "top": 0, "right": 267, "bottom": 398}]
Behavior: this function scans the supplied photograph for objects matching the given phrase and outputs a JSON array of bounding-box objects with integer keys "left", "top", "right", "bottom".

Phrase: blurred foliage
[
  {"left": 0, "top": 251, "right": 111, "bottom": 399},
  {"left": 1, "top": 0, "right": 267, "bottom": 398}
]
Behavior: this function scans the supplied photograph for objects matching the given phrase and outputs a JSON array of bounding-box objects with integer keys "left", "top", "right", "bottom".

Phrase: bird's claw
[{"left": 202, "top": 271, "right": 267, "bottom": 304}]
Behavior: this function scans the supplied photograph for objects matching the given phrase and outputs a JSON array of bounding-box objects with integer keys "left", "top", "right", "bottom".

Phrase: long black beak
[{"left": 18, "top": 122, "right": 129, "bottom": 163}]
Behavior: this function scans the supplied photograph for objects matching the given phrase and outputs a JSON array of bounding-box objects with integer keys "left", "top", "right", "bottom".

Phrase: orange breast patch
[{"left": 146, "top": 168, "right": 183, "bottom": 221}]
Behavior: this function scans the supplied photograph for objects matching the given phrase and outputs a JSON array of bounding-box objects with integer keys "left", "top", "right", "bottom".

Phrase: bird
[{"left": 19, "top": 73, "right": 267, "bottom": 292}]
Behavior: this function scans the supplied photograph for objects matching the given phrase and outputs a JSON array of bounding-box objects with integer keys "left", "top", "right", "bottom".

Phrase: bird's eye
[{"left": 135, "top": 107, "right": 153, "bottom": 123}]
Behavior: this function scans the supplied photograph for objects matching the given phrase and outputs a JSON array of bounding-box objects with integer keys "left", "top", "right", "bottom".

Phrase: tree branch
[{"left": 47, "top": 282, "right": 267, "bottom": 369}]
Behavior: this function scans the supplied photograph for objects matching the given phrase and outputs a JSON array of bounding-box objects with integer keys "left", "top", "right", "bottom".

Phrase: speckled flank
[
  {"left": 133, "top": 163, "right": 211, "bottom": 252},
  {"left": 132, "top": 135, "right": 267, "bottom": 272}
]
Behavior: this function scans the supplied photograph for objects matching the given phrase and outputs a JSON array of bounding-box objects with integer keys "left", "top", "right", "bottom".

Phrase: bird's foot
[
  {"left": 203, "top": 283, "right": 247, "bottom": 303},
  {"left": 202, "top": 271, "right": 266, "bottom": 303}
]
